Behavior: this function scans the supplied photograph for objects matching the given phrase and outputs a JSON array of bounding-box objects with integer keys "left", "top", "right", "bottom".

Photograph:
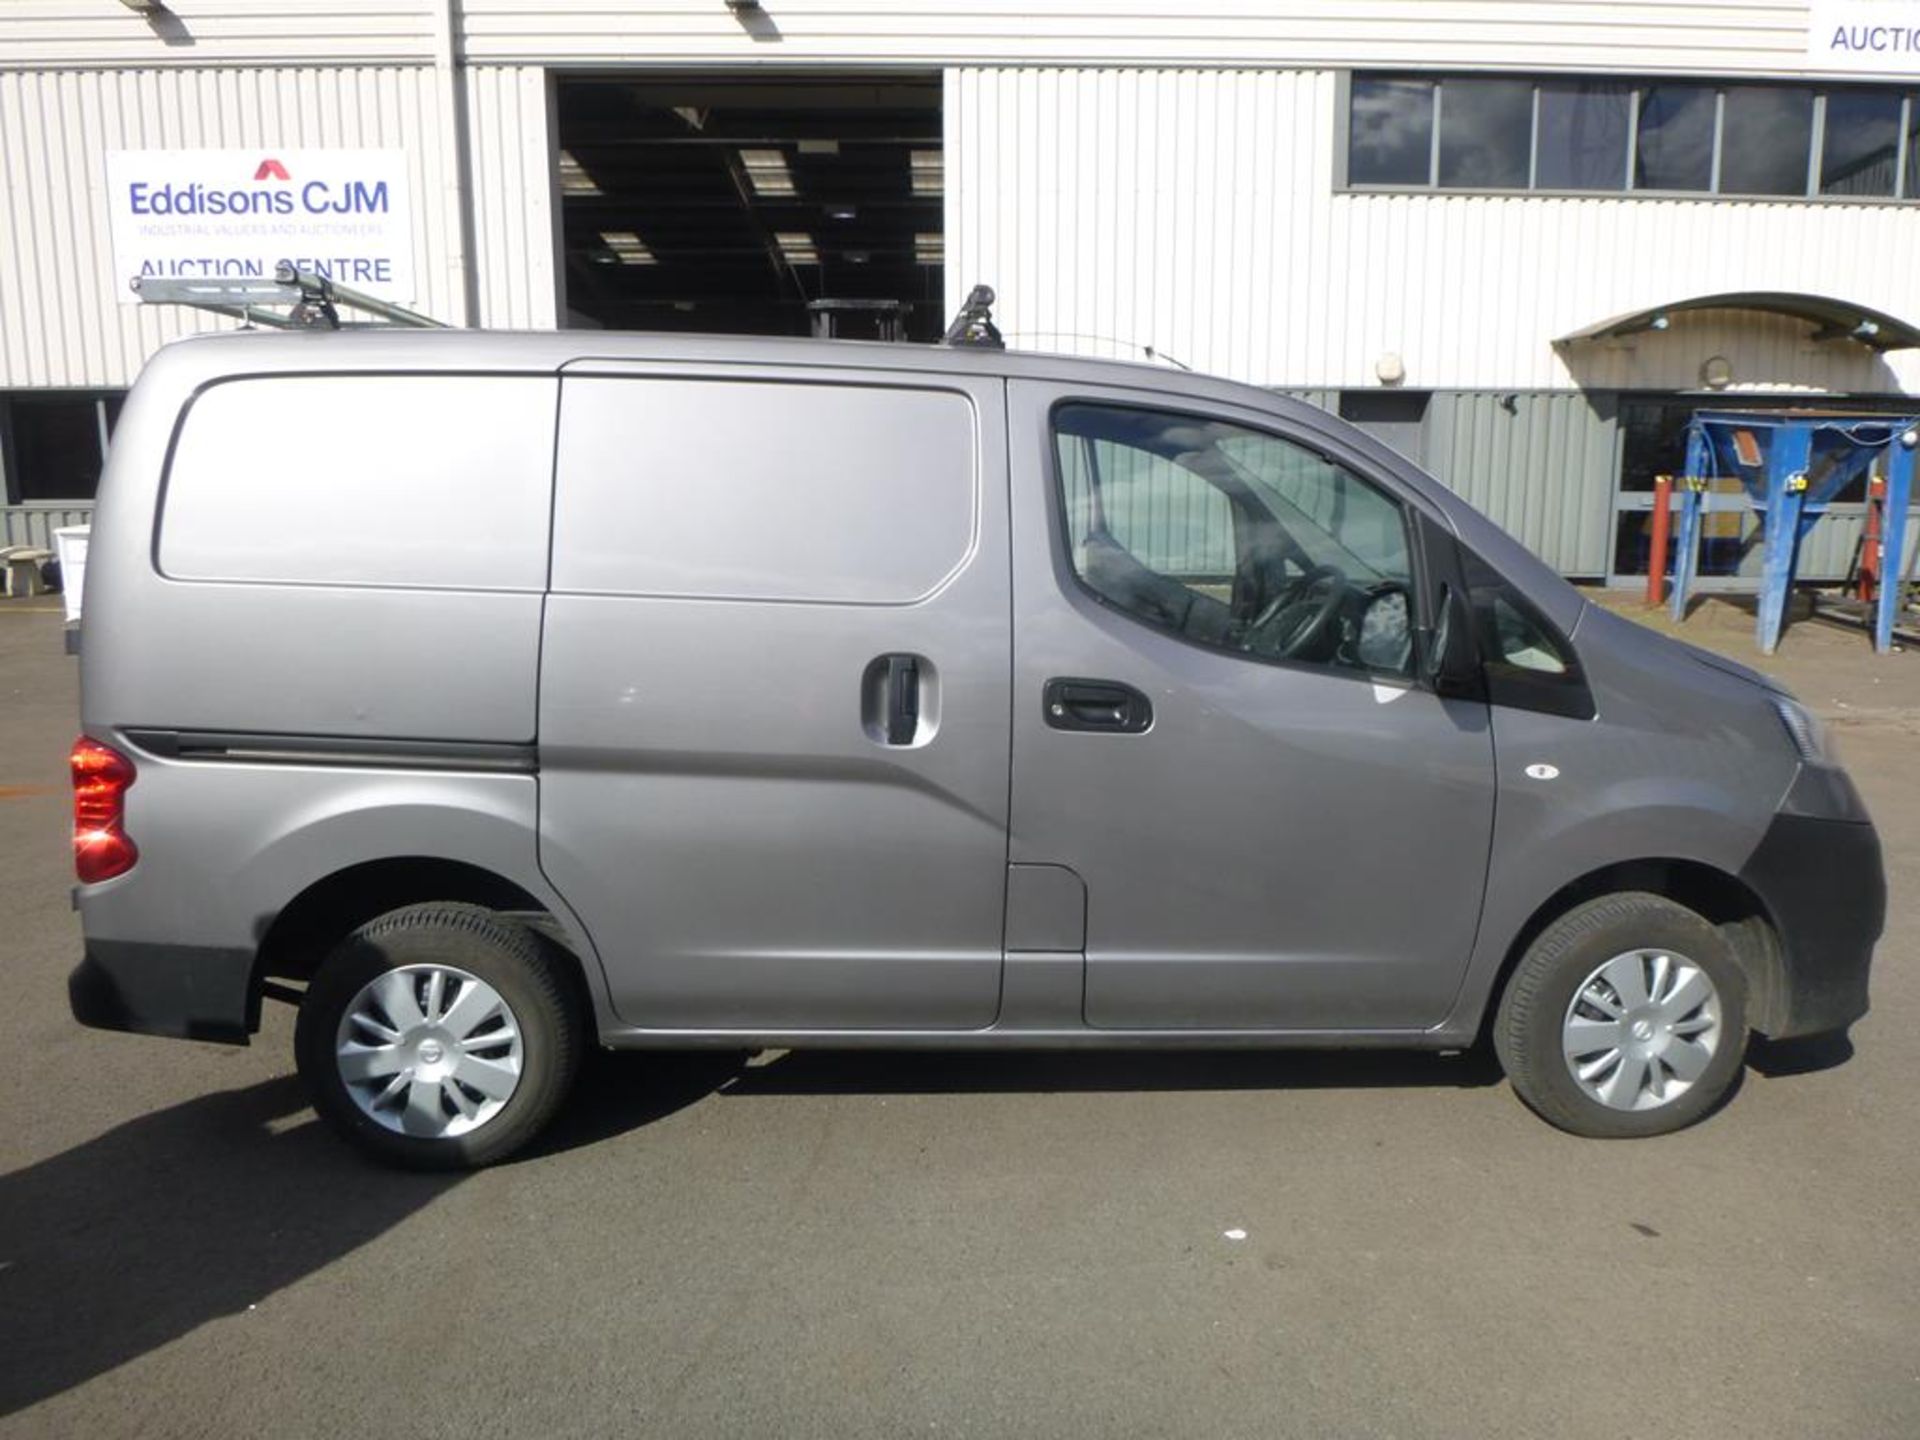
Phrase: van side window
[
  {"left": 1462, "top": 551, "right": 1595, "bottom": 719},
  {"left": 553, "top": 377, "right": 976, "bottom": 604},
  {"left": 159, "top": 374, "right": 557, "bottom": 590},
  {"left": 1052, "top": 403, "right": 1417, "bottom": 678}
]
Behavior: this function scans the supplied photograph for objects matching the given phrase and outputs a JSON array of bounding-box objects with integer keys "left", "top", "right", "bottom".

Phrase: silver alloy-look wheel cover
[
  {"left": 335, "top": 964, "right": 524, "bottom": 1138},
  {"left": 1562, "top": 948, "right": 1722, "bottom": 1112}
]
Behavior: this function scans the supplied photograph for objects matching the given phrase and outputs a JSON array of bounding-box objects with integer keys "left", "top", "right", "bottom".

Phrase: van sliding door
[{"left": 537, "top": 366, "right": 1012, "bottom": 1032}]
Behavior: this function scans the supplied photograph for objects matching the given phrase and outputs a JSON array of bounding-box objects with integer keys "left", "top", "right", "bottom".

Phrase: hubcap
[
  {"left": 334, "top": 965, "right": 524, "bottom": 1139},
  {"left": 1562, "top": 948, "right": 1722, "bottom": 1112}
]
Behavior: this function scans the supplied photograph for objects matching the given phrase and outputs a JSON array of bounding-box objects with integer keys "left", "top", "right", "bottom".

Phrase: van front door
[
  {"left": 538, "top": 366, "right": 1011, "bottom": 1031},
  {"left": 1009, "top": 384, "right": 1496, "bottom": 1030}
]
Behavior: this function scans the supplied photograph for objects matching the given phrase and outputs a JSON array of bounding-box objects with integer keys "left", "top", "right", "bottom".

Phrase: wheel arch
[
  {"left": 252, "top": 856, "right": 601, "bottom": 1027},
  {"left": 1476, "top": 857, "right": 1787, "bottom": 1041}
]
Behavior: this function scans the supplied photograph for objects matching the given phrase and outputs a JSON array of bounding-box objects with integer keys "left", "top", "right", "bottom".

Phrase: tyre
[
  {"left": 295, "top": 903, "right": 585, "bottom": 1169},
  {"left": 1493, "top": 891, "right": 1748, "bottom": 1138}
]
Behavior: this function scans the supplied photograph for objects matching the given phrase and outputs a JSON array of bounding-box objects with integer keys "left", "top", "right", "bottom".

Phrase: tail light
[{"left": 71, "top": 737, "right": 138, "bottom": 884}]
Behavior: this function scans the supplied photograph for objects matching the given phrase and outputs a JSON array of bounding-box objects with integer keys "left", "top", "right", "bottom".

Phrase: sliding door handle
[
  {"left": 1043, "top": 677, "right": 1152, "bottom": 734},
  {"left": 884, "top": 654, "right": 920, "bottom": 745}
]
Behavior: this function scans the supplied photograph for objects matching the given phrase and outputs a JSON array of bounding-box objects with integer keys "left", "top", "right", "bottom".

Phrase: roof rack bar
[{"left": 131, "top": 263, "right": 449, "bottom": 330}]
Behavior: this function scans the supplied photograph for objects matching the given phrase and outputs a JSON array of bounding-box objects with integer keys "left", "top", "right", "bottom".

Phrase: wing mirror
[{"left": 1423, "top": 584, "right": 1478, "bottom": 695}]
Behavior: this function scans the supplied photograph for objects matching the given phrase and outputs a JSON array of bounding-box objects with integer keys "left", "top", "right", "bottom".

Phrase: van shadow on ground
[
  {"left": 706, "top": 1045, "right": 1508, "bottom": 1099},
  {"left": 0, "top": 1054, "right": 737, "bottom": 1417},
  {"left": 0, "top": 1077, "right": 453, "bottom": 1417},
  {"left": 559, "top": 1030, "right": 1852, "bottom": 1123},
  {"left": 0, "top": 1034, "right": 1854, "bottom": 1414}
]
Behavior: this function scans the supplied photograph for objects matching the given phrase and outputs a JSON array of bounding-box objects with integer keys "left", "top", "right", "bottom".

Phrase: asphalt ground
[{"left": 1, "top": 593, "right": 1916, "bottom": 1439}]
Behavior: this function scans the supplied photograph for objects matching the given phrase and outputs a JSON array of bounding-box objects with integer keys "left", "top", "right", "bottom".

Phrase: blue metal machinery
[{"left": 1668, "top": 410, "right": 1920, "bottom": 654}]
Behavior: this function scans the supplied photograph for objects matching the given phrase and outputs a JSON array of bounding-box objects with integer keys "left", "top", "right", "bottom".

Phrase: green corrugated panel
[
  {"left": 1, "top": 504, "right": 92, "bottom": 550},
  {"left": 1424, "top": 392, "right": 1616, "bottom": 577}
]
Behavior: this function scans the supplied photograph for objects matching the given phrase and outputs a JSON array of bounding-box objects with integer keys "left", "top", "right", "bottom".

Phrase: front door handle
[{"left": 1043, "top": 677, "right": 1153, "bottom": 734}]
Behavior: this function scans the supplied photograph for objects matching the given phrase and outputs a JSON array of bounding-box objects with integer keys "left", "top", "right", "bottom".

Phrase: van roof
[
  {"left": 147, "top": 326, "right": 1288, "bottom": 413},
  {"left": 130, "top": 325, "right": 1586, "bottom": 633}
]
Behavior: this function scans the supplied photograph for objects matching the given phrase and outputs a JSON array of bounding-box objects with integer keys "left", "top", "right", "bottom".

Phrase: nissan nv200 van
[{"left": 67, "top": 328, "right": 1883, "bottom": 1167}]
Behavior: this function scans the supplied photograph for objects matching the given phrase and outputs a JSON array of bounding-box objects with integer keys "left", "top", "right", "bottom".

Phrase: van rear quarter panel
[{"left": 82, "top": 346, "right": 556, "bottom": 744}]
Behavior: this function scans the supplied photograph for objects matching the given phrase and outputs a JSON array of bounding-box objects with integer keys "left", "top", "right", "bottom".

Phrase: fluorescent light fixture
[
  {"left": 910, "top": 150, "right": 943, "bottom": 197},
  {"left": 600, "top": 230, "right": 656, "bottom": 265},
  {"left": 774, "top": 230, "right": 819, "bottom": 265},
  {"left": 740, "top": 148, "right": 796, "bottom": 197},
  {"left": 827, "top": 205, "right": 857, "bottom": 221},
  {"left": 797, "top": 139, "right": 840, "bottom": 156},
  {"left": 915, "top": 232, "right": 943, "bottom": 265},
  {"left": 558, "top": 150, "right": 601, "bottom": 197}
]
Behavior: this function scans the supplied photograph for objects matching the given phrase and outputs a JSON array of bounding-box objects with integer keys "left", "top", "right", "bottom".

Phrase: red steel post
[
  {"left": 1859, "top": 474, "right": 1885, "bottom": 603},
  {"left": 1646, "top": 473, "right": 1674, "bottom": 606}
]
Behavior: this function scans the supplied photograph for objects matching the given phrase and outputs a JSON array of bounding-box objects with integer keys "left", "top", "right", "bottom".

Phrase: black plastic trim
[
  {"left": 69, "top": 941, "right": 257, "bottom": 1045},
  {"left": 1738, "top": 812, "right": 1884, "bottom": 1038},
  {"left": 1042, "top": 677, "right": 1154, "bottom": 733},
  {"left": 122, "top": 728, "right": 536, "bottom": 774},
  {"left": 1459, "top": 548, "right": 1596, "bottom": 720}
]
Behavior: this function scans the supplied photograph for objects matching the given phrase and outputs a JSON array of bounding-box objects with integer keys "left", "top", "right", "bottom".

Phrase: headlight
[{"left": 1772, "top": 696, "right": 1828, "bottom": 763}]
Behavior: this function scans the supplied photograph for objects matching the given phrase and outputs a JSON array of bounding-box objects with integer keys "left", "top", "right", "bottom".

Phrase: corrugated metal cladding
[
  {"left": 453, "top": 1, "right": 1819, "bottom": 71},
  {"left": 947, "top": 67, "right": 1920, "bottom": 395},
  {"left": 1273, "top": 390, "right": 1615, "bottom": 577},
  {"left": 465, "top": 66, "right": 559, "bottom": 331},
  {"left": 1795, "top": 509, "right": 1920, "bottom": 583},
  {"left": 1425, "top": 393, "right": 1617, "bottom": 576},
  {"left": 1, "top": 505, "right": 93, "bottom": 550},
  {"left": 0, "top": 3, "right": 437, "bottom": 66},
  {"left": 0, "top": 67, "right": 457, "bottom": 388},
  {"left": 0, "top": 65, "right": 551, "bottom": 390},
  {"left": 1, "top": 1, "right": 1833, "bottom": 77}
]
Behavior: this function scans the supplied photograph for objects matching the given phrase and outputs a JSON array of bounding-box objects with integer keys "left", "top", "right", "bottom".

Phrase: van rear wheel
[
  {"left": 1494, "top": 892, "right": 1748, "bottom": 1138},
  {"left": 295, "top": 903, "right": 583, "bottom": 1169}
]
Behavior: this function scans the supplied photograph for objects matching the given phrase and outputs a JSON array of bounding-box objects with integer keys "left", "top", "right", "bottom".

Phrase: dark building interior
[{"left": 553, "top": 74, "right": 945, "bottom": 340}]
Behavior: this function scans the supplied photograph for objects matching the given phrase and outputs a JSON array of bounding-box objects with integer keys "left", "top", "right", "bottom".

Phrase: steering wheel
[{"left": 1246, "top": 564, "right": 1349, "bottom": 659}]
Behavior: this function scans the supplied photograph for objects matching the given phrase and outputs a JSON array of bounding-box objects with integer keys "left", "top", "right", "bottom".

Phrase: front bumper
[
  {"left": 1738, "top": 812, "right": 1885, "bottom": 1039},
  {"left": 69, "top": 940, "right": 257, "bottom": 1045}
]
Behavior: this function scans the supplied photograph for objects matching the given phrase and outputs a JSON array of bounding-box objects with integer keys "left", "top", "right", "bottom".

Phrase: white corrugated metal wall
[
  {"left": 0, "top": 65, "right": 463, "bottom": 389},
  {"left": 466, "top": 66, "right": 558, "bottom": 330},
  {"left": 946, "top": 67, "right": 1920, "bottom": 395},
  {"left": 0, "top": 3, "right": 1841, "bottom": 76},
  {"left": 0, "top": 63, "right": 556, "bottom": 390}
]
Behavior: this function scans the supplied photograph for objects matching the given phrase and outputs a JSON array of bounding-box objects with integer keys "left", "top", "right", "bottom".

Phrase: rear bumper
[
  {"left": 1739, "top": 813, "right": 1885, "bottom": 1039},
  {"left": 68, "top": 940, "right": 256, "bottom": 1045}
]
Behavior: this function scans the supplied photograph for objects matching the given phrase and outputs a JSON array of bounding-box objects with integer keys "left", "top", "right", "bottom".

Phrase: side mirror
[{"left": 1424, "top": 584, "right": 1477, "bottom": 694}]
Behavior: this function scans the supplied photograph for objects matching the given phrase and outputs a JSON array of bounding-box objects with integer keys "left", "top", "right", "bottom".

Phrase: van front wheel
[
  {"left": 1494, "top": 892, "right": 1748, "bottom": 1138},
  {"left": 295, "top": 903, "right": 584, "bottom": 1169}
]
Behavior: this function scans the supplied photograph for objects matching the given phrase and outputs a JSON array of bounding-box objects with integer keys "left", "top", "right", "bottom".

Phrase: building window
[
  {"left": 1, "top": 392, "right": 122, "bottom": 504},
  {"left": 1438, "top": 78, "right": 1532, "bottom": 187},
  {"left": 1347, "top": 73, "right": 1920, "bottom": 201},
  {"left": 1634, "top": 84, "right": 1717, "bottom": 192},
  {"left": 1535, "top": 80, "right": 1631, "bottom": 190},
  {"left": 1822, "top": 90, "right": 1902, "bottom": 196},
  {"left": 1348, "top": 77, "right": 1434, "bottom": 187},
  {"left": 1719, "top": 87, "right": 1813, "bottom": 196},
  {"left": 1906, "top": 98, "right": 1920, "bottom": 198}
]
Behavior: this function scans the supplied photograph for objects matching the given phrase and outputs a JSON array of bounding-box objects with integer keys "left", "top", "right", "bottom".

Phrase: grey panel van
[{"left": 67, "top": 328, "right": 1883, "bottom": 1167}]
